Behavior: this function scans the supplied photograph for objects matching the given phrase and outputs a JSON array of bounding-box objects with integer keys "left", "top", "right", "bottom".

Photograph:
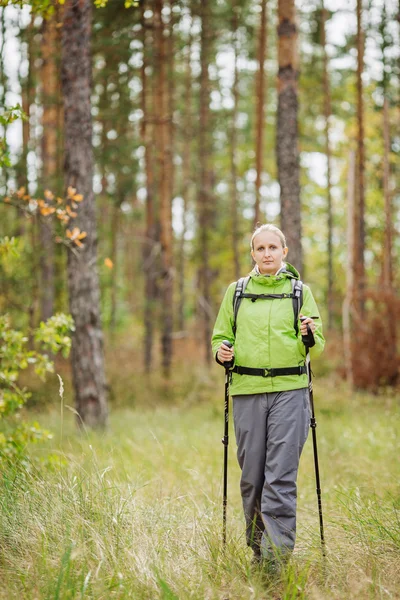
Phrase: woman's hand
[
  {"left": 299, "top": 314, "right": 316, "bottom": 336},
  {"left": 217, "top": 342, "right": 234, "bottom": 364}
]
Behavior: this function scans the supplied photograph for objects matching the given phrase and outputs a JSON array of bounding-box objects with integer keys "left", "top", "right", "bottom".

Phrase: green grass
[{"left": 1, "top": 369, "right": 399, "bottom": 599}]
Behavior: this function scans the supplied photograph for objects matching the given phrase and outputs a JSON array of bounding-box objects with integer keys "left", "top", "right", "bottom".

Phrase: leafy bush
[{"left": 0, "top": 237, "right": 74, "bottom": 463}]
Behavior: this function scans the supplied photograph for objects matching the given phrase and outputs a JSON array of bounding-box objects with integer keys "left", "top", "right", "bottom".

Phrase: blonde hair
[{"left": 250, "top": 224, "right": 287, "bottom": 250}]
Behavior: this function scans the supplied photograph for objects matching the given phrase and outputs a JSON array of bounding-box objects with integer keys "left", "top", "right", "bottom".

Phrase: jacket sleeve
[
  {"left": 211, "top": 282, "right": 236, "bottom": 361},
  {"left": 298, "top": 284, "right": 325, "bottom": 359}
]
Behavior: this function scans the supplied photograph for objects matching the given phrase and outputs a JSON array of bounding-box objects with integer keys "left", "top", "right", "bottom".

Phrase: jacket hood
[{"left": 249, "top": 262, "right": 300, "bottom": 285}]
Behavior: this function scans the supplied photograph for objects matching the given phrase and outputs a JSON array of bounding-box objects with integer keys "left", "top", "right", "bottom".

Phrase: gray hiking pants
[{"left": 233, "top": 389, "right": 310, "bottom": 557}]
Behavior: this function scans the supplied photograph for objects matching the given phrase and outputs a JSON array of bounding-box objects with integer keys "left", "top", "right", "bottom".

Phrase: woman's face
[{"left": 251, "top": 231, "right": 288, "bottom": 275}]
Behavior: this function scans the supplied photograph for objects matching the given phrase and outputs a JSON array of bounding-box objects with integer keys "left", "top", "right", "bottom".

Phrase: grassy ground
[{"left": 1, "top": 368, "right": 399, "bottom": 599}]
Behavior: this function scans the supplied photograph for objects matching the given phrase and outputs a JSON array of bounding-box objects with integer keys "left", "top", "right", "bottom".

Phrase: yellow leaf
[
  {"left": 16, "top": 186, "right": 26, "bottom": 198},
  {"left": 72, "top": 194, "right": 83, "bottom": 202},
  {"left": 40, "top": 207, "right": 56, "bottom": 216},
  {"left": 56, "top": 197, "right": 63, "bottom": 205},
  {"left": 44, "top": 190, "right": 54, "bottom": 201},
  {"left": 66, "top": 205, "right": 77, "bottom": 218},
  {"left": 67, "top": 186, "right": 77, "bottom": 198},
  {"left": 104, "top": 257, "right": 113, "bottom": 269},
  {"left": 67, "top": 228, "right": 87, "bottom": 243}
]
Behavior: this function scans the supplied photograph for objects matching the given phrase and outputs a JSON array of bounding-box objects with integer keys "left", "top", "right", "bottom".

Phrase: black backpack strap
[
  {"left": 291, "top": 279, "right": 303, "bottom": 336},
  {"left": 241, "top": 292, "right": 293, "bottom": 301},
  {"left": 232, "top": 275, "right": 250, "bottom": 335}
]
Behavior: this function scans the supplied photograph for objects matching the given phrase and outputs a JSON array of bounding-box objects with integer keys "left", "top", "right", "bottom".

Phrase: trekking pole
[
  {"left": 221, "top": 340, "right": 233, "bottom": 548},
  {"left": 300, "top": 317, "right": 326, "bottom": 557}
]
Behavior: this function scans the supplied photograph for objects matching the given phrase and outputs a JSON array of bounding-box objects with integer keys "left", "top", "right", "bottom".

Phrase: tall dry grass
[{"left": 1, "top": 361, "right": 399, "bottom": 599}]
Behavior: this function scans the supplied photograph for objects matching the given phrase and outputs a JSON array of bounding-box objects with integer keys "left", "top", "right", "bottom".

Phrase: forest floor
[{"left": 1, "top": 366, "right": 399, "bottom": 599}]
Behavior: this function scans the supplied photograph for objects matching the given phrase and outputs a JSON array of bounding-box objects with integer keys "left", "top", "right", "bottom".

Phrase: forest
[{"left": 0, "top": 0, "right": 399, "bottom": 598}]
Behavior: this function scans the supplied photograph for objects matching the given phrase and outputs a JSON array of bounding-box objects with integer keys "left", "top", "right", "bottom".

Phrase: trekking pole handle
[
  {"left": 300, "top": 316, "right": 317, "bottom": 348},
  {"left": 222, "top": 340, "right": 234, "bottom": 368}
]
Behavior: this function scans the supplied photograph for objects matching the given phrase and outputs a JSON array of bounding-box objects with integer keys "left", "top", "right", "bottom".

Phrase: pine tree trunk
[
  {"left": 231, "top": 4, "right": 240, "bottom": 280},
  {"left": 167, "top": 0, "right": 175, "bottom": 210},
  {"left": 355, "top": 0, "right": 365, "bottom": 312},
  {"left": 155, "top": 0, "right": 173, "bottom": 378},
  {"left": 343, "top": 150, "right": 356, "bottom": 389},
  {"left": 276, "top": 0, "right": 302, "bottom": 273},
  {"left": 61, "top": 0, "right": 107, "bottom": 428},
  {"left": 109, "top": 202, "right": 119, "bottom": 330},
  {"left": 0, "top": 9, "right": 9, "bottom": 193},
  {"left": 141, "top": 2, "right": 157, "bottom": 372},
  {"left": 381, "top": 95, "right": 397, "bottom": 376},
  {"left": 321, "top": 4, "right": 334, "bottom": 329},
  {"left": 177, "top": 29, "right": 193, "bottom": 332},
  {"left": 39, "top": 13, "right": 58, "bottom": 321},
  {"left": 381, "top": 96, "right": 393, "bottom": 285},
  {"left": 254, "top": 0, "right": 267, "bottom": 229},
  {"left": 16, "top": 14, "right": 34, "bottom": 239},
  {"left": 198, "top": 0, "right": 213, "bottom": 363},
  {"left": 17, "top": 15, "right": 34, "bottom": 194}
]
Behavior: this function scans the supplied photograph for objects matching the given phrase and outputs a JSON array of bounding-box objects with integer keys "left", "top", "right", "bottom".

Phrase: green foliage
[
  {"left": 0, "top": 105, "right": 26, "bottom": 168},
  {"left": 0, "top": 104, "right": 26, "bottom": 128},
  {"left": 0, "top": 236, "right": 19, "bottom": 257},
  {"left": 34, "top": 313, "right": 74, "bottom": 359},
  {"left": 0, "top": 311, "right": 74, "bottom": 461},
  {"left": 94, "top": 0, "right": 139, "bottom": 6},
  {"left": 0, "top": 0, "right": 63, "bottom": 17},
  {"left": 0, "top": 240, "right": 74, "bottom": 463},
  {"left": 0, "top": 0, "right": 138, "bottom": 15}
]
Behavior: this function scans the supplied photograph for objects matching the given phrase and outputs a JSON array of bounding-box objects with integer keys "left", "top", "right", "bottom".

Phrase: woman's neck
[{"left": 255, "top": 263, "right": 286, "bottom": 276}]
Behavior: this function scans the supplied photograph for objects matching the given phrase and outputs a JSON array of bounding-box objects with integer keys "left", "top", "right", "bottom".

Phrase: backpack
[{"left": 232, "top": 275, "right": 303, "bottom": 337}]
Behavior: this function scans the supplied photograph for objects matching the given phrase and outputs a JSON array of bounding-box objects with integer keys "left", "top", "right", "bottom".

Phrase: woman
[{"left": 211, "top": 224, "right": 325, "bottom": 569}]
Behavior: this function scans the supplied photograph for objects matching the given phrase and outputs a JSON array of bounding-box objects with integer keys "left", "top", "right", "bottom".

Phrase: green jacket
[{"left": 211, "top": 263, "right": 325, "bottom": 395}]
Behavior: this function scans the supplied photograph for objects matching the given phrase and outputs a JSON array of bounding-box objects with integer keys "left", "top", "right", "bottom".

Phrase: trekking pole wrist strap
[{"left": 231, "top": 365, "right": 307, "bottom": 378}]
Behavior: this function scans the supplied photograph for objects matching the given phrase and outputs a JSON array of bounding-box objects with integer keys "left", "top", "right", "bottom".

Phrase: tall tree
[
  {"left": 379, "top": 2, "right": 397, "bottom": 383},
  {"left": 39, "top": 11, "right": 59, "bottom": 321},
  {"left": 61, "top": 0, "right": 107, "bottom": 427},
  {"left": 343, "top": 150, "right": 356, "bottom": 389},
  {"left": 141, "top": 1, "right": 157, "bottom": 372},
  {"left": 16, "top": 14, "right": 35, "bottom": 195},
  {"left": 155, "top": 0, "right": 173, "bottom": 377},
  {"left": 198, "top": 0, "right": 213, "bottom": 363},
  {"left": 355, "top": 0, "right": 365, "bottom": 312},
  {"left": 0, "top": 8, "right": 9, "bottom": 194},
  {"left": 321, "top": 3, "right": 334, "bottom": 329},
  {"left": 276, "top": 0, "right": 302, "bottom": 272},
  {"left": 254, "top": 0, "right": 267, "bottom": 229},
  {"left": 380, "top": 2, "right": 393, "bottom": 290},
  {"left": 382, "top": 100, "right": 392, "bottom": 287},
  {"left": 177, "top": 23, "right": 193, "bottom": 332},
  {"left": 231, "top": 1, "right": 241, "bottom": 279}
]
